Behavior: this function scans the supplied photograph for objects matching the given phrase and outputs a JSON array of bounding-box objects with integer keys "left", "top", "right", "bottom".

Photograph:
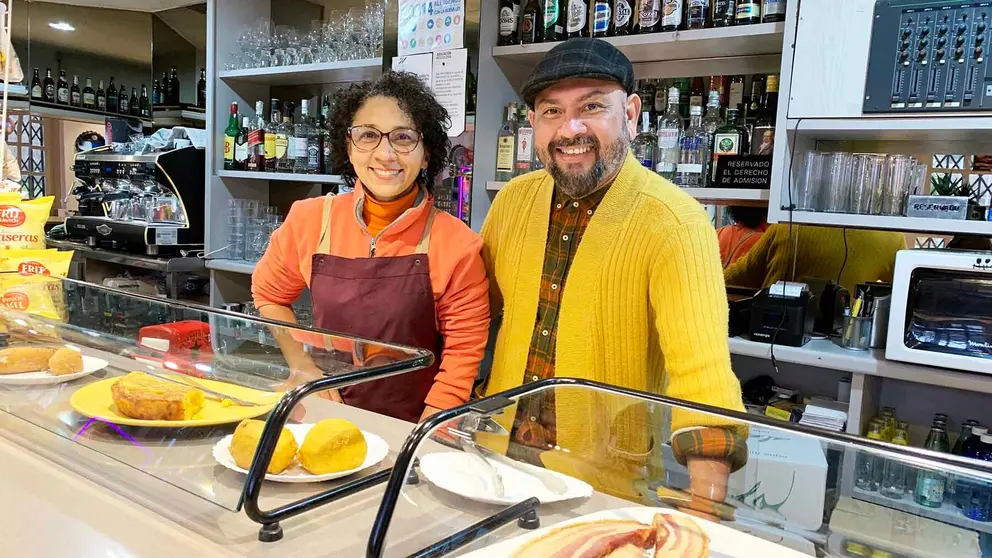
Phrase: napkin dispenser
[{"left": 749, "top": 281, "right": 813, "bottom": 347}]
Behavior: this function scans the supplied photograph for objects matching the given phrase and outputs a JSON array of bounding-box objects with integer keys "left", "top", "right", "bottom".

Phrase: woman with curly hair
[{"left": 251, "top": 72, "right": 489, "bottom": 423}]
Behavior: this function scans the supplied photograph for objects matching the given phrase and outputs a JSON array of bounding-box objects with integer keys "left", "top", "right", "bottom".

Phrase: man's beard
[{"left": 540, "top": 128, "right": 629, "bottom": 199}]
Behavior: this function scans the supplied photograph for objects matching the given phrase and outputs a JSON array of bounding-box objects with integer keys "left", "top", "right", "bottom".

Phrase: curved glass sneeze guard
[
  {"left": 0, "top": 274, "right": 432, "bottom": 512},
  {"left": 369, "top": 380, "right": 992, "bottom": 558}
]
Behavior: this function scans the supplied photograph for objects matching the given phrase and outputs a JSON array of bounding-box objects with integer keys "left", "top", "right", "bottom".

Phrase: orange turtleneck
[{"left": 362, "top": 186, "right": 419, "bottom": 237}]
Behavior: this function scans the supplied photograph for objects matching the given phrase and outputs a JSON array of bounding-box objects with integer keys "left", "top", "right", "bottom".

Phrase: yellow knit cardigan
[{"left": 481, "top": 153, "right": 746, "bottom": 468}]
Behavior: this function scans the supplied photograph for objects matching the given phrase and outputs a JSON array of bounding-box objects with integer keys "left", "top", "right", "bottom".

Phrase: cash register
[{"left": 749, "top": 281, "right": 814, "bottom": 347}]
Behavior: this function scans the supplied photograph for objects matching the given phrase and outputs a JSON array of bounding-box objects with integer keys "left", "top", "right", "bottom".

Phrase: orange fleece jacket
[{"left": 251, "top": 185, "right": 490, "bottom": 410}]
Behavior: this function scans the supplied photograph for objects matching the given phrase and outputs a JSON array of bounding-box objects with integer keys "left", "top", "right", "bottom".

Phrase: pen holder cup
[{"left": 841, "top": 316, "right": 873, "bottom": 351}]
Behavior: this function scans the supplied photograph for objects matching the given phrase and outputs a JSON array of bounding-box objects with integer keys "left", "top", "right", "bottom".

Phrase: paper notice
[{"left": 431, "top": 48, "right": 467, "bottom": 137}]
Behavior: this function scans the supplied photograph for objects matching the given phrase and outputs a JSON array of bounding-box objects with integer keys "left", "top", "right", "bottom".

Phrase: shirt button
[
  {"left": 555, "top": 203, "right": 562, "bottom": 209},
  {"left": 530, "top": 416, "right": 537, "bottom": 422},
  {"left": 572, "top": 201, "right": 579, "bottom": 208},
  {"left": 542, "top": 329, "right": 549, "bottom": 336},
  {"left": 532, "top": 375, "right": 539, "bottom": 381},
  {"left": 551, "top": 283, "right": 558, "bottom": 290},
  {"left": 562, "top": 234, "right": 569, "bottom": 241},
  {"left": 587, "top": 209, "right": 593, "bottom": 215}
]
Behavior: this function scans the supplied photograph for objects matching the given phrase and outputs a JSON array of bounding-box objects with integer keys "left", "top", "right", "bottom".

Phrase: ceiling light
[{"left": 48, "top": 22, "right": 75, "bottom": 32}]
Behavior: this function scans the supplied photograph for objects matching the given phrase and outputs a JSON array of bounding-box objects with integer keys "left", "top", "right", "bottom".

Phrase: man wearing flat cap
[{"left": 481, "top": 38, "right": 747, "bottom": 511}]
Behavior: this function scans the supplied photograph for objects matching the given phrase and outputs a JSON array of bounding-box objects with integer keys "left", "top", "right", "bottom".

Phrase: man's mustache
[{"left": 548, "top": 136, "right": 599, "bottom": 153}]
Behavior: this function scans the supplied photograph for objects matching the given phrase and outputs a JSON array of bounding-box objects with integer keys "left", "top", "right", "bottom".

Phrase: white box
[{"left": 727, "top": 426, "right": 828, "bottom": 531}]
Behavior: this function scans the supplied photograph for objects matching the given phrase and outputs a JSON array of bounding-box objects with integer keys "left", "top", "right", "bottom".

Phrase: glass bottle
[
  {"left": 637, "top": 79, "right": 657, "bottom": 123},
  {"left": 139, "top": 84, "right": 151, "bottom": 117},
  {"left": 129, "top": 87, "right": 139, "bottom": 116},
  {"left": 631, "top": 111, "right": 656, "bottom": 170},
  {"left": 915, "top": 422, "right": 951, "bottom": 508},
  {"left": 686, "top": 0, "right": 711, "bottom": 29},
  {"left": 264, "top": 99, "right": 281, "bottom": 172},
  {"left": 565, "top": 0, "right": 588, "bottom": 38},
  {"left": 69, "top": 75, "right": 81, "bottom": 107},
  {"left": 514, "top": 104, "right": 534, "bottom": 176},
  {"left": 197, "top": 68, "right": 207, "bottom": 108},
  {"left": 235, "top": 116, "right": 250, "bottom": 171},
  {"left": 275, "top": 101, "right": 295, "bottom": 173},
  {"left": 543, "top": 0, "right": 562, "bottom": 42},
  {"left": 223, "top": 101, "right": 240, "bottom": 171},
  {"left": 962, "top": 433, "right": 992, "bottom": 521},
  {"left": 320, "top": 100, "right": 333, "bottom": 174},
  {"left": 881, "top": 427, "right": 910, "bottom": 499},
  {"left": 169, "top": 67, "right": 181, "bottom": 105},
  {"left": 118, "top": 83, "right": 129, "bottom": 114},
  {"left": 690, "top": 76, "right": 705, "bottom": 111},
  {"left": 106, "top": 77, "right": 117, "bottom": 113},
  {"left": 82, "top": 78, "right": 96, "bottom": 109},
  {"left": 856, "top": 420, "right": 884, "bottom": 491},
  {"left": 701, "top": 90, "right": 723, "bottom": 185},
  {"left": 674, "top": 77, "right": 691, "bottom": 118},
  {"left": 57, "top": 70, "right": 69, "bottom": 105},
  {"left": 656, "top": 87, "right": 683, "bottom": 181},
  {"left": 498, "top": 0, "right": 521, "bottom": 46},
  {"left": 761, "top": 0, "right": 786, "bottom": 23},
  {"left": 294, "top": 99, "right": 316, "bottom": 174},
  {"left": 591, "top": 0, "right": 611, "bottom": 37},
  {"left": 957, "top": 425, "right": 988, "bottom": 508},
  {"left": 610, "top": 0, "right": 635, "bottom": 36},
  {"left": 638, "top": 0, "right": 661, "bottom": 33},
  {"left": 96, "top": 80, "right": 106, "bottom": 112},
  {"left": 43, "top": 68, "right": 56, "bottom": 103},
  {"left": 713, "top": 0, "right": 736, "bottom": 27},
  {"left": 675, "top": 104, "right": 706, "bottom": 187},
  {"left": 496, "top": 102, "right": 518, "bottom": 182},
  {"left": 247, "top": 100, "right": 267, "bottom": 172},
  {"left": 660, "top": 0, "right": 682, "bottom": 32},
  {"left": 710, "top": 107, "right": 749, "bottom": 185},
  {"left": 152, "top": 80, "right": 160, "bottom": 105},
  {"left": 735, "top": 0, "right": 761, "bottom": 25},
  {"left": 30, "top": 68, "right": 41, "bottom": 100}
]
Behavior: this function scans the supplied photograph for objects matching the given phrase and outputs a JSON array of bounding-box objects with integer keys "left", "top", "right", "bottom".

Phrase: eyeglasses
[{"left": 347, "top": 126, "right": 422, "bottom": 154}]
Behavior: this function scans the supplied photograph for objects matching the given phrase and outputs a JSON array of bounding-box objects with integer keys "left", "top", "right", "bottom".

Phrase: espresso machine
[{"left": 67, "top": 145, "right": 205, "bottom": 255}]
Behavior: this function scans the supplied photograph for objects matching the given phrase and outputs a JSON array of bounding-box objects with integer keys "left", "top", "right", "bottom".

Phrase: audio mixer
[{"left": 864, "top": 1, "right": 992, "bottom": 113}]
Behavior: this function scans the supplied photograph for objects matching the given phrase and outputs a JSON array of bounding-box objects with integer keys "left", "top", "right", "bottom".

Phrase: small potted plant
[{"left": 930, "top": 173, "right": 987, "bottom": 220}]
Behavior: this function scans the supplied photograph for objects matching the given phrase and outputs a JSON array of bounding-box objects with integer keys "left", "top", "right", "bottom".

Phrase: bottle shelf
[
  {"left": 218, "top": 170, "right": 344, "bottom": 184},
  {"left": 774, "top": 209, "right": 992, "bottom": 236},
  {"left": 492, "top": 22, "right": 786, "bottom": 66},
  {"left": 852, "top": 486, "right": 992, "bottom": 535},
  {"left": 487, "top": 181, "right": 769, "bottom": 206},
  {"left": 787, "top": 115, "right": 992, "bottom": 142},
  {"left": 9, "top": 99, "right": 153, "bottom": 126},
  {"left": 218, "top": 58, "right": 383, "bottom": 86},
  {"left": 205, "top": 259, "right": 257, "bottom": 275},
  {"left": 152, "top": 108, "right": 206, "bottom": 124}
]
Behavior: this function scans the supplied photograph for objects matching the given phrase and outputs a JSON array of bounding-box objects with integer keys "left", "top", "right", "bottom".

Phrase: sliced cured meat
[
  {"left": 652, "top": 513, "right": 710, "bottom": 558},
  {"left": 510, "top": 519, "right": 654, "bottom": 558},
  {"left": 604, "top": 544, "right": 646, "bottom": 557}
]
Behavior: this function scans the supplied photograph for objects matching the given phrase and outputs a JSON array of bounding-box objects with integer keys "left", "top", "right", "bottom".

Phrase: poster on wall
[{"left": 397, "top": 0, "right": 464, "bottom": 55}]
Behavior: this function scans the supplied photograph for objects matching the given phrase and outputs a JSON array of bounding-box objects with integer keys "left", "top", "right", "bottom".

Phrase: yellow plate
[{"left": 69, "top": 376, "right": 283, "bottom": 427}]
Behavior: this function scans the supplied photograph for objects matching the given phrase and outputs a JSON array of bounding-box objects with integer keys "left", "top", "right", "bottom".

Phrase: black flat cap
[{"left": 521, "top": 38, "right": 634, "bottom": 107}]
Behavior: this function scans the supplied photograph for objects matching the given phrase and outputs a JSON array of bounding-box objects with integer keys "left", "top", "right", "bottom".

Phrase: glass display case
[
  {"left": 363, "top": 379, "right": 992, "bottom": 558},
  {"left": 0, "top": 274, "right": 432, "bottom": 536}
]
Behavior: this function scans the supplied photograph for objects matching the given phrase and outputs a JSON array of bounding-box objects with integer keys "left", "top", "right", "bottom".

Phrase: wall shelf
[
  {"left": 152, "top": 108, "right": 206, "bottom": 126},
  {"left": 218, "top": 170, "right": 344, "bottom": 184},
  {"left": 770, "top": 210, "right": 992, "bottom": 236},
  {"left": 218, "top": 58, "right": 383, "bottom": 86},
  {"left": 487, "top": 181, "right": 769, "bottom": 206},
  {"left": 852, "top": 487, "right": 992, "bottom": 535},
  {"left": 205, "top": 259, "right": 256, "bottom": 275},
  {"left": 787, "top": 116, "right": 992, "bottom": 142}
]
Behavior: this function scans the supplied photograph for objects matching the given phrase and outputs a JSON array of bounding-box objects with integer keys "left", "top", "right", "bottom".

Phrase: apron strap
[
  {"left": 415, "top": 206, "right": 438, "bottom": 254},
  {"left": 316, "top": 194, "right": 335, "bottom": 254}
]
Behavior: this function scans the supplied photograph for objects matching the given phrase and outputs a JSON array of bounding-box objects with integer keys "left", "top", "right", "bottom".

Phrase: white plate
[
  {"left": 212, "top": 423, "right": 389, "bottom": 483},
  {"left": 419, "top": 451, "right": 594, "bottom": 505},
  {"left": 460, "top": 507, "right": 811, "bottom": 558},
  {"left": 0, "top": 355, "right": 109, "bottom": 386}
]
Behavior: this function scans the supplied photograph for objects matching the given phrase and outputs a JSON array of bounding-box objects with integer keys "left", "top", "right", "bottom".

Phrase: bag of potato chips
[
  {"left": 0, "top": 249, "right": 72, "bottom": 277},
  {"left": 0, "top": 195, "right": 54, "bottom": 250},
  {"left": 0, "top": 249, "right": 73, "bottom": 320}
]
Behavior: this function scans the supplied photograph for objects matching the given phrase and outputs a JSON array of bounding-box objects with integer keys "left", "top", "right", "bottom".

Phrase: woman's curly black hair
[{"left": 329, "top": 71, "right": 451, "bottom": 194}]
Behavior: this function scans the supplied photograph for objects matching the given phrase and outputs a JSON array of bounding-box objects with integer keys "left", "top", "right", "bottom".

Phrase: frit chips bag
[
  {"left": 0, "top": 194, "right": 54, "bottom": 250},
  {"left": 0, "top": 248, "right": 73, "bottom": 320}
]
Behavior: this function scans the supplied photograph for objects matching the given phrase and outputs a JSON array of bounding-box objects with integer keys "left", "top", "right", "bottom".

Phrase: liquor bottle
[
  {"left": 638, "top": 0, "right": 662, "bottom": 33},
  {"left": 496, "top": 103, "right": 518, "bottom": 182},
  {"left": 304, "top": 101, "right": 321, "bottom": 174},
  {"left": 543, "top": 0, "right": 563, "bottom": 42},
  {"left": 70, "top": 76, "right": 81, "bottom": 107},
  {"left": 152, "top": 80, "right": 160, "bottom": 105},
  {"left": 656, "top": 87, "right": 683, "bottom": 181},
  {"left": 30, "top": 69, "right": 41, "bottom": 100},
  {"left": 129, "top": 87, "right": 139, "bottom": 116},
  {"left": 96, "top": 81, "right": 106, "bottom": 112},
  {"left": 161, "top": 71, "right": 171, "bottom": 105},
  {"left": 686, "top": 0, "right": 710, "bottom": 29},
  {"left": 520, "top": 0, "right": 541, "bottom": 43},
  {"left": 880, "top": 426, "right": 910, "bottom": 500},
  {"left": 234, "top": 116, "right": 250, "bottom": 171},
  {"left": 701, "top": 90, "right": 723, "bottom": 183},
  {"left": 223, "top": 101, "right": 240, "bottom": 171},
  {"left": 275, "top": 102, "right": 295, "bottom": 173},
  {"left": 676, "top": 105, "right": 706, "bottom": 187},
  {"left": 43, "top": 68, "right": 56, "bottom": 103},
  {"left": 953, "top": 420, "right": 981, "bottom": 455},
  {"left": 197, "top": 68, "right": 207, "bottom": 108},
  {"left": 106, "top": 77, "right": 118, "bottom": 113},
  {"left": 139, "top": 84, "right": 151, "bottom": 117},
  {"left": 57, "top": 70, "right": 69, "bottom": 105},
  {"left": 82, "top": 78, "right": 96, "bottom": 109},
  {"left": 632, "top": 112, "right": 656, "bottom": 169},
  {"left": 320, "top": 101, "right": 333, "bottom": 174},
  {"left": 689, "top": 76, "right": 705, "bottom": 110},
  {"left": 654, "top": 79, "right": 669, "bottom": 114},
  {"left": 660, "top": 0, "right": 683, "bottom": 32},
  {"left": 751, "top": 75, "right": 777, "bottom": 155},
  {"left": 118, "top": 83, "right": 129, "bottom": 114},
  {"left": 610, "top": 0, "right": 634, "bottom": 35},
  {"left": 514, "top": 104, "right": 534, "bottom": 176},
  {"left": 915, "top": 420, "right": 950, "bottom": 508},
  {"left": 674, "top": 77, "right": 691, "bottom": 118},
  {"left": 264, "top": 99, "right": 281, "bottom": 172},
  {"left": 726, "top": 74, "right": 745, "bottom": 113},
  {"left": 710, "top": 108, "right": 748, "bottom": 184},
  {"left": 294, "top": 99, "right": 315, "bottom": 174},
  {"left": 637, "top": 80, "right": 657, "bottom": 122},
  {"left": 735, "top": 0, "right": 760, "bottom": 25},
  {"left": 761, "top": 0, "right": 785, "bottom": 23},
  {"left": 591, "top": 0, "right": 611, "bottom": 37},
  {"left": 565, "top": 0, "right": 588, "bottom": 38},
  {"left": 169, "top": 67, "right": 181, "bottom": 105},
  {"left": 746, "top": 73, "right": 766, "bottom": 120},
  {"left": 247, "top": 101, "right": 267, "bottom": 172},
  {"left": 856, "top": 420, "right": 885, "bottom": 491},
  {"left": 498, "top": 0, "right": 521, "bottom": 46},
  {"left": 713, "top": 0, "right": 736, "bottom": 26}
]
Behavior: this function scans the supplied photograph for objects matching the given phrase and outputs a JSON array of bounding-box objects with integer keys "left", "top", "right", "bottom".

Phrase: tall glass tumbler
[
  {"left": 228, "top": 199, "right": 247, "bottom": 260},
  {"left": 822, "top": 152, "right": 855, "bottom": 213},
  {"left": 795, "top": 151, "right": 825, "bottom": 211},
  {"left": 883, "top": 155, "right": 917, "bottom": 216},
  {"left": 851, "top": 154, "right": 888, "bottom": 215}
]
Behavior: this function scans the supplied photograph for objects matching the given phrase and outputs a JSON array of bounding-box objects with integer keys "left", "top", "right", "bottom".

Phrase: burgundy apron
[{"left": 309, "top": 194, "right": 443, "bottom": 423}]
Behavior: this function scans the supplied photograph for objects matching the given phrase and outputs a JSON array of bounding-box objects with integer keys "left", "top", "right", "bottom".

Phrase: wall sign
[
  {"left": 712, "top": 155, "right": 772, "bottom": 188},
  {"left": 398, "top": 0, "right": 465, "bottom": 55}
]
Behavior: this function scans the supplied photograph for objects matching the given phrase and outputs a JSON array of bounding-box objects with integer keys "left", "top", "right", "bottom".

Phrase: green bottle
[
  {"left": 223, "top": 101, "right": 240, "bottom": 170},
  {"left": 915, "top": 422, "right": 950, "bottom": 508}
]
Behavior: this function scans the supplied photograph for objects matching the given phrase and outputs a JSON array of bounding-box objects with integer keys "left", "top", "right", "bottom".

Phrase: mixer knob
[
  {"left": 938, "top": 36, "right": 947, "bottom": 46},
  {"left": 920, "top": 38, "right": 930, "bottom": 48},
  {"left": 959, "top": 23, "right": 969, "bottom": 34},
  {"left": 937, "top": 48, "right": 946, "bottom": 59},
  {"left": 957, "top": 35, "right": 966, "bottom": 46},
  {"left": 921, "top": 28, "right": 930, "bottom": 37},
  {"left": 919, "top": 49, "right": 928, "bottom": 59},
  {"left": 899, "top": 50, "right": 910, "bottom": 61},
  {"left": 903, "top": 27, "right": 913, "bottom": 38},
  {"left": 956, "top": 46, "right": 966, "bottom": 58},
  {"left": 978, "top": 35, "right": 986, "bottom": 45},
  {"left": 939, "top": 24, "right": 949, "bottom": 35},
  {"left": 979, "top": 21, "right": 988, "bottom": 33},
  {"left": 976, "top": 46, "right": 984, "bottom": 58}
]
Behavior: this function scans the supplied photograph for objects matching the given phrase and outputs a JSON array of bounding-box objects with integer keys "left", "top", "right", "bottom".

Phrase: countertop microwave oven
[{"left": 887, "top": 249, "right": 992, "bottom": 374}]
